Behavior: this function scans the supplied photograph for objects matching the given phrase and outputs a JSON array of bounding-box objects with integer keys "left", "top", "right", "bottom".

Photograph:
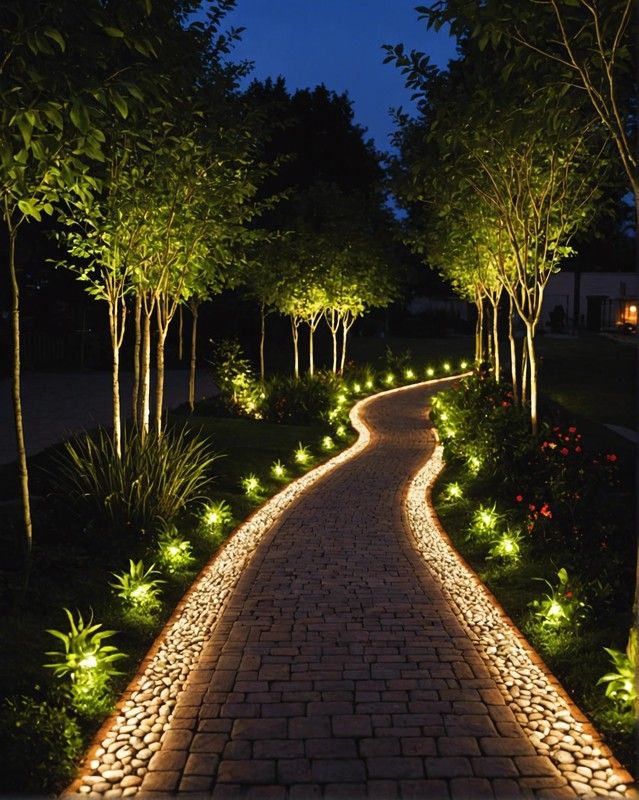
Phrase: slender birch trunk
[
  {"left": 521, "top": 337, "right": 529, "bottom": 409},
  {"left": 291, "top": 318, "right": 299, "bottom": 378},
  {"left": 259, "top": 302, "right": 266, "bottom": 382},
  {"left": 132, "top": 293, "right": 141, "bottom": 421},
  {"left": 188, "top": 299, "right": 199, "bottom": 412},
  {"left": 475, "top": 298, "right": 484, "bottom": 363},
  {"left": 139, "top": 303, "right": 152, "bottom": 438},
  {"left": 330, "top": 311, "right": 339, "bottom": 373},
  {"left": 525, "top": 321, "right": 538, "bottom": 434},
  {"left": 491, "top": 297, "right": 500, "bottom": 383},
  {"left": 178, "top": 303, "right": 183, "bottom": 361},
  {"left": 107, "top": 298, "right": 126, "bottom": 458},
  {"left": 155, "top": 322, "right": 167, "bottom": 435},
  {"left": 339, "top": 313, "right": 354, "bottom": 375},
  {"left": 508, "top": 295, "right": 519, "bottom": 405},
  {"left": 8, "top": 222, "right": 32, "bottom": 555},
  {"left": 308, "top": 323, "right": 315, "bottom": 377}
]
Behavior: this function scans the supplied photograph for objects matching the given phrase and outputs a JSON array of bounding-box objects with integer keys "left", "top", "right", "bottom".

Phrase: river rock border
[{"left": 405, "top": 437, "right": 636, "bottom": 798}]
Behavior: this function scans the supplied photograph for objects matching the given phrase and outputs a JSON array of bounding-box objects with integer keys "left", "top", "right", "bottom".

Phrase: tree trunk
[
  {"left": 139, "top": 307, "right": 152, "bottom": 438},
  {"left": 108, "top": 304, "right": 123, "bottom": 459},
  {"left": 308, "top": 323, "right": 315, "bottom": 377},
  {"left": 155, "top": 304, "right": 168, "bottom": 436},
  {"left": 492, "top": 298, "right": 500, "bottom": 383},
  {"left": 132, "top": 293, "right": 141, "bottom": 420},
  {"left": 188, "top": 300, "right": 199, "bottom": 412},
  {"left": 525, "top": 322, "right": 538, "bottom": 433},
  {"left": 339, "top": 314, "right": 354, "bottom": 375},
  {"left": 259, "top": 302, "right": 266, "bottom": 382},
  {"left": 291, "top": 318, "right": 299, "bottom": 379},
  {"left": 475, "top": 299, "right": 484, "bottom": 363},
  {"left": 521, "top": 342, "right": 528, "bottom": 403},
  {"left": 508, "top": 296, "right": 519, "bottom": 405},
  {"left": 178, "top": 303, "right": 183, "bottom": 361},
  {"left": 8, "top": 224, "right": 32, "bottom": 556},
  {"left": 330, "top": 310, "right": 338, "bottom": 373}
]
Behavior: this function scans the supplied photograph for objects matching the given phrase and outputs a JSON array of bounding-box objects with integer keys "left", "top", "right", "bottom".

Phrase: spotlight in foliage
[
  {"left": 460, "top": 360, "right": 469, "bottom": 369},
  {"left": 599, "top": 630, "right": 637, "bottom": 709},
  {"left": 270, "top": 459, "right": 288, "bottom": 481},
  {"left": 445, "top": 482, "right": 463, "bottom": 501},
  {"left": 294, "top": 442, "right": 311, "bottom": 465},
  {"left": 322, "top": 435, "right": 335, "bottom": 451},
  {"left": 44, "top": 609, "right": 126, "bottom": 717},
  {"left": 384, "top": 372, "right": 395, "bottom": 386},
  {"left": 426, "top": 367, "right": 435, "bottom": 378},
  {"left": 110, "top": 560, "right": 164, "bottom": 615},
  {"left": 157, "top": 526, "right": 195, "bottom": 574},
  {"left": 241, "top": 472, "right": 264, "bottom": 499},
  {"left": 365, "top": 378, "right": 374, "bottom": 390},
  {"left": 487, "top": 529, "right": 523, "bottom": 563},
  {"left": 200, "top": 499, "right": 233, "bottom": 534},
  {"left": 352, "top": 382, "right": 362, "bottom": 394},
  {"left": 467, "top": 454, "right": 483, "bottom": 475},
  {"left": 529, "top": 568, "right": 589, "bottom": 630},
  {"left": 335, "top": 424, "right": 347, "bottom": 439},
  {"left": 404, "top": 367, "right": 415, "bottom": 380},
  {"left": 443, "top": 362, "right": 451, "bottom": 372}
]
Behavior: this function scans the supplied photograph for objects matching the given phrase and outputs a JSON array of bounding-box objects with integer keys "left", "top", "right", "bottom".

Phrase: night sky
[{"left": 220, "top": 0, "right": 458, "bottom": 151}]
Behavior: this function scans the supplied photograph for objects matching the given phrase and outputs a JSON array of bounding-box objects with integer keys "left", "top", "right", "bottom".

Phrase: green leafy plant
[
  {"left": 261, "top": 372, "right": 341, "bottom": 425},
  {"left": 240, "top": 472, "right": 264, "bottom": 500},
  {"left": 44, "top": 609, "right": 126, "bottom": 717},
  {"left": 52, "top": 425, "right": 218, "bottom": 535},
  {"left": 294, "top": 442, "right": 312, "bottom": 466},
  {"left": 487, "top": 528, "right": 523, "bottom": 564},
  {"left": 528, "top": 568, "right": 589, "bottom": 630},
  {"left": 270, "top": 459, "right": 288, "bottom": 481},
  {"left": 110, "top": 560, "right": 164, "bottom": 617},
  {"left": 156, "top": 526, "right": 195, "bottom": 575},
  {"left": 598, "top": 629, "right": 637, "bottom": 709},
  {"left": 321, "top": 435, "right": 336, "bottom": 452},
  {"left": 199, "top": 499, "right": 234, "bottom": 535},
  {"left": 0, "top": 695, "right": 83, "bottom": 793},
  {"left": 210, "top": 338, "right": 262, "bottom": 418},
  {"left": 444, "top": 481, "right": 464, "bottom": 502},
  {"left": 467, "top": 502, "right": 501, "bottom": 541}
]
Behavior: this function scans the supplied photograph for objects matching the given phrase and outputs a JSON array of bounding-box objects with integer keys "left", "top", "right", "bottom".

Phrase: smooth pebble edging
[{"left": 406, "top": 436, "right": 636, "bottom": 799}]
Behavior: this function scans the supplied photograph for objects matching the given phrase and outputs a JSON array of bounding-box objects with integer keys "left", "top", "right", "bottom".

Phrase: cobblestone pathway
[
  {"left": 134, "top": 385, "right": 578, "bottom": 799},
  {"left": 71, "top": 382, "right": 633, "bottom": 800}
]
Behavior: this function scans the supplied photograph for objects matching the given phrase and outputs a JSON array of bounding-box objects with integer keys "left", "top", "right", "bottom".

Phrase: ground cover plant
[
  {"left": 0, "top": 345, "right": 470, "bottom": 794},
  {"left": 430, "top": 371, "right": 636, "bottom": 771}
]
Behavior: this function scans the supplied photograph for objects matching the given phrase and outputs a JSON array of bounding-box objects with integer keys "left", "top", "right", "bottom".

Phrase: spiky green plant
[
  {"left": 200, "top": 499, "right": 234, "bottom": 534},
  {"left": 156, "top": 526, "right": 195, "bottom": 575},
  {"left": 44, "top": 609, "right": 126, "bottom": 717},
  {"left": 241, "top": 473, "right": 264, "bottom": 499},
  {"left": 294, "top": 442, "right": 311, "bottom": 465},
  {"left": 270, "top": 459, "right": 288, "bottom": 481},
  {"left": 110, "top": 560, "right": 164, "bottom": 615}
]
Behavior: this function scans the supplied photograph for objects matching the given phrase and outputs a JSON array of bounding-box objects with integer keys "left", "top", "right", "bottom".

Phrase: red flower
[
  {"left": 568, "top": 426, "right": 577, "bottom": 433},
  {"left": 606, "top": 453, "right": 618, "bottom": 462},
  {"left": 560, "top": 447, "right": 569, "bottom": 456},
  {"left": 515, "top": 494, "right": 523, "bottom": 502},
  {"left": 501, "top": 400, "right": 510, "bottom": 407},
  {"left": 540, "top": 503, "right": 552, "bottom": 518},
  {"left": 565, "top": 591, "right": 573, "bottom": 599},
  {"left": 575, "top": 446, "right": 581, "bottom": 453},
  {"left": 529, "top": 503, "right": 536, "bottom": 511}
]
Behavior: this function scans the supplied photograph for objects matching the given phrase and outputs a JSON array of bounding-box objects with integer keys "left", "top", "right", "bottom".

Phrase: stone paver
[
  {"left": 69, "top": 382, "right": 635, "bottom": 799},
  {"left": 132, "top": 385, "right": 571, "bottom": 798}
]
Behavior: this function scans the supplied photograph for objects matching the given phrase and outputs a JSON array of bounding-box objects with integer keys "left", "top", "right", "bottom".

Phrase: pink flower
[
  {"left": 575, "top": 446, "right": 581, "bottom": 453},
  {"left": 568, "top": 426, "right": 577, "bottom": 434},
  {"left": 606, "top": 453, "right": 618, "bottom": 462},
  {"left": 560, "top": 447, "right": 569, "bottom": 456},
  {"left": 515, "top": 494, "right": 523, "bottom": 502}
]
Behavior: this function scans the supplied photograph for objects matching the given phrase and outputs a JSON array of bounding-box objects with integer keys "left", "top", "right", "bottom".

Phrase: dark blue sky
[{"left": 220, "top": 0, "right": 458, "bottom": 152}]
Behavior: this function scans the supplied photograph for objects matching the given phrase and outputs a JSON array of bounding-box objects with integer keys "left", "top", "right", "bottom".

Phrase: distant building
[{"left": 542, "top": 272, "right": 638, "bottom": 333}]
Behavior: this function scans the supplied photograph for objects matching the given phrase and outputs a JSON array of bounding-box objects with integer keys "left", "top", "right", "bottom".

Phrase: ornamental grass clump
[
  {"left": 52, "top": 425, "right": 218, "bottom": 535},
  {"left": 44, "top": 609, "right": 126, "bottom": 718}
]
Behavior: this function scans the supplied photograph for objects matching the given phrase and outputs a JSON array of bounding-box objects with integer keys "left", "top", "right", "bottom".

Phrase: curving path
[{"left": 71, "top": 382, "right": 633, "bottom": 800}]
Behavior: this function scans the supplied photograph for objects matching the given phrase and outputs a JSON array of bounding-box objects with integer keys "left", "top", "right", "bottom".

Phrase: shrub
[
  {"left": 44, "top": 608, "right": 126, "bottom": 718},
  {"left": 261, "top": 372, "right": 341, "bottom": 424},
  {"left": 210, "top": 339, "right": 262, "bottom": 417},
  {"left": 199, "top": 499, "right": 234, "bottom": 536},
  {"left": 52, "top": 425, "right": 218, "bottom": 535},
  {"left": 528, "top": 568, "right": 590, "bottom": 631},
  {"left": 598, "top": 629, "right": 637, "bottom": 709},
  {"left": 110, "top": 560, "right": 164, "bottom": 620},
  {"left": 0, "top": 694, "right": 83, "bottom": 793},
  {"left": 156, "top": 526, "right": 195, "bottom": 575}
]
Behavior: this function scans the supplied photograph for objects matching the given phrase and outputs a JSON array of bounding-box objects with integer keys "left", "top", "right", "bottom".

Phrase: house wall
[{"left": 542, "top": 272, "right": 639, "bottom": 331}]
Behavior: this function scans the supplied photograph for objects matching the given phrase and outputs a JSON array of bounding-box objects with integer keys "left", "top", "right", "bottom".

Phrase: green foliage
[
  {"left": 0, "top": 695, "right": 83, "bottom": 793},
  {"left": 156, "top": 526, "right": 195, "bottom": 575},
  {"left": 487, "top": 528, "right": 524, "bottom": 565},
  {"left": 110, "top": 560, "right": 164, "bottom": 617},
  {"left": 51, "top": 425, "right": 218, "bottom": 535},
  {"left": 467, "top": 501, "right": 502, "bottom": 541},
  {"left": 293, "top": 442, "right": 312, "bottom": 466},
  {"left": 240, "top": 472, "right": 264, "bottom": 500},
  {"left": 270, "top": 459, "right": 288, "bottom": 481},
  {"left": 44, "top": 608, "right": 125, "bottom": 717},
  {"left": 211, "top": 339, "right": 262, "bottom": 418},
  {"left": 528, "top": 568, "right": 590, "bottom": 631},
  {"left": 199, "top": 499, "right": 234, "bottom": 536},
  {"left": 598, "top": 629, "right": 637, "bottom": 710},
  {"left": 261, "top": 372, "right": 341, "bottom": 424}
]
